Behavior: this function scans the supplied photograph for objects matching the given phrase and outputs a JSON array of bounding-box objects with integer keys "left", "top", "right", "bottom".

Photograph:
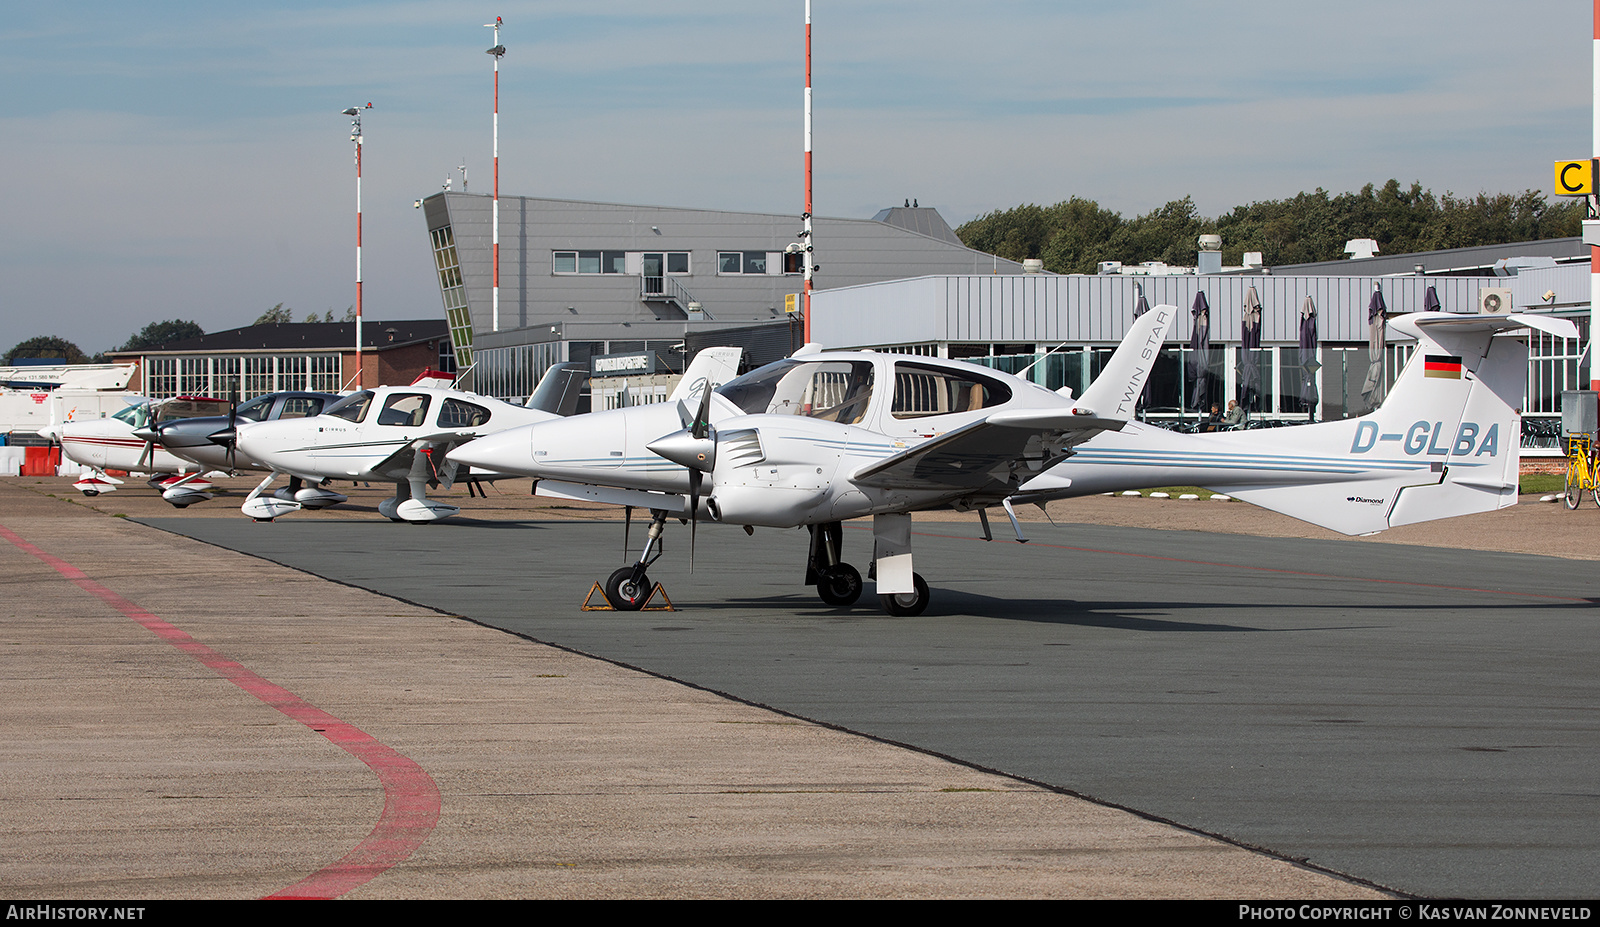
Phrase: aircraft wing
[
  {"left": 364, "top": 431, "right": 480, "bottom": 478},
  {"left": 849, "top": 410, "right": 1124, "bottom": 493}
]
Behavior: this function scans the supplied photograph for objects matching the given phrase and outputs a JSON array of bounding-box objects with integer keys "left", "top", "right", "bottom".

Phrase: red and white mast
[
  {"left": 802, "top": 0, "right": 814, "bottom": 344},
  {"left": 343, "top": 103, "right": 372, "bottom": 386},
  {"left": 487, "top": 17, "right": 506, "bottom": 333},
  {"left": 1591, "top": 0, "right": 1599, "bottom": 388}
]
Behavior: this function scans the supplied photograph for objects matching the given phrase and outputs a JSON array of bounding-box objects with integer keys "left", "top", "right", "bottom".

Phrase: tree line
[{"left": 954, "top": 181, "right": 1585, "bottom": 275}]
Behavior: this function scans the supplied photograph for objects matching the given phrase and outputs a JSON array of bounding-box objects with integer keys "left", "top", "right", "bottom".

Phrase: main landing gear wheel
[
  {"left": 816, "top": 563, "right": 863, "bottom": 606},
  {"left": 81, "top": 490, "right": 99, "bottom": 497},
  {"left": 605, "top": 567, "right": 652, "bottom": 611},
  {"left": 879, "top": 573, "right": 930, "bottom": 617}
]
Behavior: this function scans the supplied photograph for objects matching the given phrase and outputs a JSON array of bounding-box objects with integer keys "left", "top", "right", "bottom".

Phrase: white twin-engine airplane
[
  {"left": 449, "top": 306, "right": 1573, "bottom": 617},
  {"left": 232, "top": 354, "right": 739, "bottom": 523}
]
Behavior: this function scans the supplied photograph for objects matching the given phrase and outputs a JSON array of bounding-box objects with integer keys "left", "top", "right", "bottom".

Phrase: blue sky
[{"left": 1, "top": 1, "right": 1591, "bottom": 355}]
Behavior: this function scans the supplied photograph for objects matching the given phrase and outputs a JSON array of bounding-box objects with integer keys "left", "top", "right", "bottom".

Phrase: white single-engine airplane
[
  {"left": 233, "top": 354, "right": 738, "bottom": 523},
  {"left": 47, "top": 395, "right": 230, "bottom": 503},
  {"left": 451, "top": 306, "right": 1572, "bottom": 616}
]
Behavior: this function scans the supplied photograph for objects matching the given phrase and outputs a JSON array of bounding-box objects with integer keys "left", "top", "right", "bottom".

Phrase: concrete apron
[{"left": 0, "top": 478, "right": 1382, "bottom": 899}]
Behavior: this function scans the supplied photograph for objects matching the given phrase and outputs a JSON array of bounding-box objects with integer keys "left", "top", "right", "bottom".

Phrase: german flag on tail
[{"left": 1423, "top": 355, "right": 1463, "bottom": 379}]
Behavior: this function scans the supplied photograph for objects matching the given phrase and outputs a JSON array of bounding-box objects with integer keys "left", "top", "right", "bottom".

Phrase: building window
[
  {"left": 145, "top": 357, "right": 177, "bottom": 399},
  {"left": 717, "top": 251, "right": 770, "bottom": 275},
  {"left": 245, "top": 356, "right": 274, "bottom": 398},
  {"left": 179, "top": 357, "right": 209, "bottom": 396},
  {"left": 309, "top": 354, "right": 341, "bottom": 392},
  {"left": 1526, "top": 320, "right": 1587, "bottom": 416},
  {"left": 554, "top": 250, "right": 627, "bottom": 274},
  {"left": 278, "top": 355, "right": 308, "bottom": 391}
]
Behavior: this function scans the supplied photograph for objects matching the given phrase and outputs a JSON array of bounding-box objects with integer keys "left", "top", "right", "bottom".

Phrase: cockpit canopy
[
  {"left": 717, "top": 359, "right": 875, "bottom": 423},
  {"left": 715, "top": 356, "right": 1013, "bottom": 425}
]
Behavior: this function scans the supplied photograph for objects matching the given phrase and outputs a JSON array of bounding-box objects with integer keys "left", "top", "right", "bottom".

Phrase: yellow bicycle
[{"left": 1564, "top": 434, "right": 1599, "bottom": 510}]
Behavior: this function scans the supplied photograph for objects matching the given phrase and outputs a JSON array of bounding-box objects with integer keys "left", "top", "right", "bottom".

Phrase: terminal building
[
  {"left": 418, "top": 191, "right": 1589, "bottom": 454},
  {"left": 811, "top": 239, "right": 1589, "bottom": 448},
  {"left": 418, "top": 193, "right": 1022, "bottom": 403}
]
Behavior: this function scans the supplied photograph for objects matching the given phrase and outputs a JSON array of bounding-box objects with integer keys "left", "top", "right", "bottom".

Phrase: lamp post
[
  {"left": 342, "top": 103, "right": 372, "bottom": 387},
  {"left": 486, "top": 17, "right": 505, "bottom": 333}
]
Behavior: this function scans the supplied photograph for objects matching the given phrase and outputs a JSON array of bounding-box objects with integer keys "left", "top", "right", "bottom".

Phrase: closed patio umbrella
[
  {"left": 1239, "top": 285, "right": 1263, "bottom": 413},
  {"left": 1133, "top": 286, "right": 1152, "bottom": 416},
  {"left": 1298, "top": 296, "right": 1320, "bottom": 418},
  {"left": 1188, "top": 291, "right": 1211, "bottom": 414},
  {"left": 1361, "top": 284, "right": 1387, "bottom": 409}
]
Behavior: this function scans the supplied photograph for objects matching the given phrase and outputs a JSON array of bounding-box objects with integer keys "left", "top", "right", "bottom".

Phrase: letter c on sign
[{"left": 1561, "top": 161, "right": 1586, "bottom": 193}]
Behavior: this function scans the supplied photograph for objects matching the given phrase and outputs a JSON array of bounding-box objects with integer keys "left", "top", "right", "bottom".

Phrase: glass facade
[
  {"left": 431, "top": 226, "right": 473, "bottom": 371},
  {"left": 141, "top": 354, "right": 340, "bottom": 400}
]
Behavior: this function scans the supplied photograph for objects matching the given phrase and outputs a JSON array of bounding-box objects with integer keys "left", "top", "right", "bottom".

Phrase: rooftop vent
[{"left": 1344, "top": 238, "right": 1380, "bottom": 260}]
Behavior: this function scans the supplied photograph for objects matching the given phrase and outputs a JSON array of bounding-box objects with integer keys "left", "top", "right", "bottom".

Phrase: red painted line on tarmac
[
  {"left": 0, "top": 523, "right": 441, "bottom": 899},
  {"left": 843, "top": 523, "right": 1588, "bottom": 603}
]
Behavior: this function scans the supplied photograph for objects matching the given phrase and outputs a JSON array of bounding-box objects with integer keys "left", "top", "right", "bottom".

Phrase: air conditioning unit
[{"left": 1478, "top": 287, "right": 1512, "bottom": 314}]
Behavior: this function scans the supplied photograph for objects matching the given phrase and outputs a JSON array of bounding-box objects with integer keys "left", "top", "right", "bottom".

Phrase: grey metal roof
[
  {"left": 868, "top": 206, "right": 964, "bottom": 245},
  {"left": 1251, "top": 237, "right": 1586, "bottom": 277},
  {"left": 423, "top": 193, "right": 1020, "bottom": 340}
]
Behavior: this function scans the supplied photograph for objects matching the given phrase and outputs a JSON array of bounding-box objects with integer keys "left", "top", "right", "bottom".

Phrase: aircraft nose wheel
[
  {"left": 815, "top": 563, "right": 863, "bottom": 606},
  {"left": 879, "top": 573, "right": 930, "bottom": 617},
  {"left": 605, "top": 567, "right": 652, "bottom": 611}
]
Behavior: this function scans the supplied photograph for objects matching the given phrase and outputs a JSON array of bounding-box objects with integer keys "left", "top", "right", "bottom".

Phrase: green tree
[
  {"left": 5, "top": 336, "right": 88, "bottom": 365},
  {"left": 960, "top": 181, "right": 1587, "bottom": 270},
  {"left": 255, "top": 303, "right": 294, "bottom": 325},
  {"left": 119, "top": 319, "right": 203, "bottom": 352}
]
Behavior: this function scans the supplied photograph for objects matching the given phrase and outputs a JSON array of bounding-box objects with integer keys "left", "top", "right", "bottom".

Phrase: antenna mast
[
  {"left": 486, "top": 17, "right": 506, "bottom": 333},
  {"left": 803, "top": 0, "right": 814, "bottom": 344}
]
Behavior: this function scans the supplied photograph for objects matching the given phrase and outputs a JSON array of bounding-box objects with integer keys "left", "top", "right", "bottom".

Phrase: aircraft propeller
[
  {"left": 224, "top": 386, "right": 239, "bottom": 471},
  {"left": 645, "top": 379, "right": 717, "bottom": 569},
  {"left": 131, "top": 401, "right": 159, "bottom": 470}
]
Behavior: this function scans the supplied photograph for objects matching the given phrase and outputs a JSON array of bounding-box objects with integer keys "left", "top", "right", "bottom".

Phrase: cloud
[{"left": 0, "top": 0, "right": 1590, "bottom": 354}]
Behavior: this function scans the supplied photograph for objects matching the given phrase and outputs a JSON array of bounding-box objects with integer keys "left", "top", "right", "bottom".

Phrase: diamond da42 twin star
[{"left": 448, "top": 307, "right": 1570, "bottom": 615}]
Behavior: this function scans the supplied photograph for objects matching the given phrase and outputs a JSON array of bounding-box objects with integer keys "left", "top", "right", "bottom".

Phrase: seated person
[{"left": 1222, "top": 399, "right": 1245, "bottom": 428}]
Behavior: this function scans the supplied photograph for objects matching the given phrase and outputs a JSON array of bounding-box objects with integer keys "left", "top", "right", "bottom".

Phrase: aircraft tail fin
[
  {"left": 668, "top": 346, "right": 743, "bottom": 404},
  {"left": 1223, "top": 312, "right": 1572, "bottom": 535},
  {"left": 1076, "top": 304, "right": 1176, "bottom": 420},
  {"left": 524, "top": 362, "right": 589, "bottom": 415}
]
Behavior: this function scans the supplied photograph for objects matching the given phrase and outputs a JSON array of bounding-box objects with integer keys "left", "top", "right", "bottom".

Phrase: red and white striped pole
[
  {"left": 1591, "top": 0, "right": 1599, "bottom": 388},
  {"left": 487, "top": 17, "right": 505, "bottom": 333},
  {"left": 802, "top": 0, "right": 814, "bottom": 345},
  {"left": 344, "top": 103, "right": 372, "bottom": 387}
]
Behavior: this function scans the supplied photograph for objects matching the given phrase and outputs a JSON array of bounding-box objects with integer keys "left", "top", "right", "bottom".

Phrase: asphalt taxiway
[{"left": 136, "top": 491, "right": 1600, "bottom": 899}]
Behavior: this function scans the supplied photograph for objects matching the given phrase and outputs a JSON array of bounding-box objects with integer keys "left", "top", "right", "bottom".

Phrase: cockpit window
[
  {"left": 278, "top": 396, "right": 326, "bottom": 419},
  {"left": 891, "top": 362, "right": 1011, "bottom": 419},
  {"left": 112, "top": 404, "right": 151, "bottom": 428},
  {"left": 376, "top": 393, "right": 431, "bottom": 427},
  {"left": 324, "top": 391, "right": 373, "bottom": 423},
  {"left": 439, "top": 398, "right": 490, "bottom": 428},
  {"left": 716, "top": 360, "right": 875, "bottom": 423},
  {"left": 235, "top": 396, "right": 274, "bottom": 422}
]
